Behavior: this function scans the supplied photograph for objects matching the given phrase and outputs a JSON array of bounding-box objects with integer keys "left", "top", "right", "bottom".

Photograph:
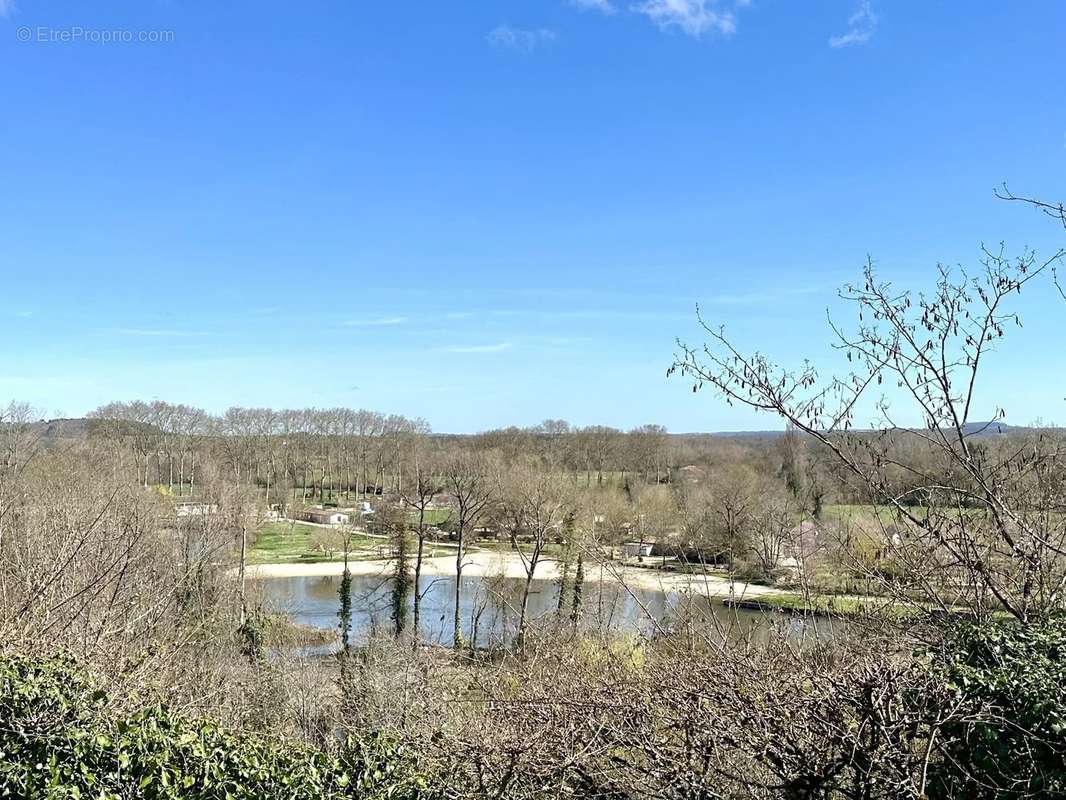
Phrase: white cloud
[
  {"left": 0, "top": 1, "right": 15, "bottom": 18},
  {"left": 14, "top": 311, "right": 32, "bottom": 318},
  {"left": 570, "top": 0, "right": 616, "bottom": 14},
  {"left": 633, "top": 0, "right": 737, "bottom": 37},
  {"left": 443, "top": 342, "right": 512, "bottom": 354},
  {"left": 487, "top": 25, "right": 558, "bottom": 52},
  {"left": 829, "top": 0, "right": 878, "bottom": 48},
  {"left": 341, "top": 316, "right": 407, "bottom": 327}
]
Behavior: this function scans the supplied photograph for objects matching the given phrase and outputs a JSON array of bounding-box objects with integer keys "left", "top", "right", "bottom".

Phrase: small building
[
  {"left": 175, "top": 502, "right": 218, "bottom": 518},
  {"left": 294, "top": 508, "right": 351, "bottom": 525},
  {"left": 621, "top": 540, "right": 655, "bottom": 559}
]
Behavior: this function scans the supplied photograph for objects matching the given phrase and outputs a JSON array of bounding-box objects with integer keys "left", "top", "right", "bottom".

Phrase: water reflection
[{"left": 256, "top": 573, "right": 838, "bottom": 649}]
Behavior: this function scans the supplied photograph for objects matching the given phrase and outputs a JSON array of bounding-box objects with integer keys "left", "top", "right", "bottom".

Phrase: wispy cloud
[
  {"left": 522, "top": 335, "right": 594, "bottom": 348},
  {"left": 341, "top": 316, "right": 407, "bottom": 327},
  {"left": 829, "top": 0, "right": 878, "bottom": 48},
  {"left": 0, "top": 1, "right": 15, "bottom": 18},
  {"left": 115, "top": 328, "right": 209, "bottom": 337},
  {"left": 488, "top": 308, "right": 690, "bottom": 322},
  {"left": 633, "top": 0, "right": 738, "bottom": 37},
  {"left": 443, "top": 342, "right": 512, "bottom": 354},
  {"left": 487, "top": 25, "right": 558, "bottom": 52},
  {"left": 570, "top": 0, "right": 616, "bottom": 14},
  {"left": 445, "top": 311, "right": 473, "bottom": 320},
  {"left": 14, "top": 311, "right": 33, "bottom": 318}
]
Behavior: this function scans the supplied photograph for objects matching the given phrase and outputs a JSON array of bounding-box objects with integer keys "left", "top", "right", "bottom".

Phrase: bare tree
[
  {"left": 496, "top": 464, "right": 573, "bottom": 647},
  {"left": 443, "top": 452, "right": 497, "bottom": 648},
  {"left": 672, "top": 245, "right": 1066, "bottom": 622},
  {"left": 401, "top": 447, "right": 446, "bottom": 640}
]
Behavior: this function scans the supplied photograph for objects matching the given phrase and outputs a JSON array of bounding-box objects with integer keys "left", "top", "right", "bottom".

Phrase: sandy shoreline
[{"left": 246, "top": 551, "right": 777, "bottom": 599}]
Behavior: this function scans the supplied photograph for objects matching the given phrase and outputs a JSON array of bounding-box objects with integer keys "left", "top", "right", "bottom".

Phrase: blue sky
[{"left": 1, "top": 1, "right": 1064, "bottom": 432}]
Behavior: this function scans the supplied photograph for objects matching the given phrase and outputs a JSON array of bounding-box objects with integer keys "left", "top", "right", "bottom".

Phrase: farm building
[{"left": 294, "top": 508, "right": 351, "bottom": 525}]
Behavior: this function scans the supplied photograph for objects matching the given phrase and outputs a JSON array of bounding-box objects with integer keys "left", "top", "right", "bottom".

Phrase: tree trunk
[
  {"left": 413, "top": 509, "right": 426, "bottom": 641},
  {"left": 517, "top": 568, "right": 535, "bottom": 649},
  {"left": 453, "top": 521, "right": 464, "bottom": 648},
  {"left": 238, "top": 526, "right": 248, "bottom": 626},
  {"left": 571, "top": 552, "right": 584, "bottom": 627}
]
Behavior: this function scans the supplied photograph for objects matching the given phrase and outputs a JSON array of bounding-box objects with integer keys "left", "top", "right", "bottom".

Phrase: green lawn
[
  {"left": 736, "top": 591, "right": 960, "bottom": 620},
  {"left": 575, "top": 470, "right": 634, "bottom": 488},
  {"left": 248, "top": 521, "right": 383, "bottom": 565},
  {"left": 735, "top": 591, "right": 882, "bottom": 617},
  {"left": 821, "top": 504, "right": 904, "bottom": 523},
  {"left": 408, "top": 508, "right": 452, "bottom": 527},
  {"left": 473, "top": 538, "right": 569, "bottom": 559}
]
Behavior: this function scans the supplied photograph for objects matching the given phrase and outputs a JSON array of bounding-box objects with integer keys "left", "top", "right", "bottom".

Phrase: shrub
[
  {"left": 0, "top": 652, "right": 426, "bottom": 799},
  {"left": 926, "top": 615, "right": 1066, "bottom": 799}
]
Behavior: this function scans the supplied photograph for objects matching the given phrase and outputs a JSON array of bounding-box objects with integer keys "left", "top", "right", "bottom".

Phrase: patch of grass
[
  {"left": 754, "top": 592, "right": 872, "bottom": 615},
  {"left": 472, "top": 538, "right": 569, "bottom": 559},
  {"left": 821, "top": 503, "right": 992, "bottom": 524},
  {"left": 731, "top": 591, "right": 924, "bottom": 619},
  {"left": 821, "top": 504, "right": 904, "bottom": 523},
  {"left": 261, "top": 612, "right": 338, "bottom": 647},
  {"left": 408, "top": 508, "right": 452, "bottom": 527},
  {"left": 248, "top": 521, "right": 379, "bottom": 565},
  {"left": 575, "top": 470, "right": 636, "bottom": 488}
]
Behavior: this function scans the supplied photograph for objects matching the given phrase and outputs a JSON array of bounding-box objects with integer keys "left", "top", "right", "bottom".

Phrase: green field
[
  {"left": 248, "top": 521, "right": 384, "bottom": 565},
  {"left": 734, "top": 591, "right": 889, "bottom": 617},
  {"left": 408, "top": 508, "right": 452, "bottom": 526}
]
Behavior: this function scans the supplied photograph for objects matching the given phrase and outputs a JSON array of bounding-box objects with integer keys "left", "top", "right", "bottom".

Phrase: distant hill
[
  {"left": 671, "top": 431, "right": 788, "bottom": 443},
  {"left": 30, "top": 418, "right": 94, "bottom": 440},
  {"left": 676, "top": 421, "right": 1025, "bottom": 440},
  {"left": 959, "top": 421, "right": 1018, "bottom": 436}
]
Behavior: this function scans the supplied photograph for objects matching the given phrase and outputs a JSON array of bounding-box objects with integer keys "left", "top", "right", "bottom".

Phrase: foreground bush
[
  {"left": 0, "top": 652, "right": 425, "bottom": 799},
  {"left": 927, "top": 615, "right": 1066, "bottom": 799},
  {"left": 4, "top": 619, "right": 1066, "bottom": 800}
]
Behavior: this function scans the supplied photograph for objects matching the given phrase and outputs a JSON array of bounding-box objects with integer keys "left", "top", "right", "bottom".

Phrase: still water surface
[{"left": 257, "top": 573, "right": 834, "bottom": 649}]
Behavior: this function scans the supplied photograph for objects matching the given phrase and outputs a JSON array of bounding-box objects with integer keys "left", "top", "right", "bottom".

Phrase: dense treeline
[
  {"left": 77, "top": 400, "right": 1044, "bottom": 514},
  {"left": 83, "top": 402, "right": 682, "bottom": 499}
]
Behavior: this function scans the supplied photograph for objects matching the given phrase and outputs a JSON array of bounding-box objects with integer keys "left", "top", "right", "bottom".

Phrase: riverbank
[{"left": 246, "top": 551, "right": 780, "bottom": 598}]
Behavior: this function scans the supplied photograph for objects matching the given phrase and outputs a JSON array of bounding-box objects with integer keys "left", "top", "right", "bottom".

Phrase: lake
[{"left": 256, "top": 572, "right": 835, "bottom": 650}]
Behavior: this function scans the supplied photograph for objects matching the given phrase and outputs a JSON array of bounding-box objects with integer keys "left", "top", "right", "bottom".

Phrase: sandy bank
[{"left": 246, "top": 551, "right": 777, "bottom": 598}]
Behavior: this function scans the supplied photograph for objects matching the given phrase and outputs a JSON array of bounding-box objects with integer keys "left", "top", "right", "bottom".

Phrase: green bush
[
  {"left": 926, "top": 615, "right": 1066, "bottom": 799},
  {"left": 0, "top": 652, "right": 427, "bottom": 799}
]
